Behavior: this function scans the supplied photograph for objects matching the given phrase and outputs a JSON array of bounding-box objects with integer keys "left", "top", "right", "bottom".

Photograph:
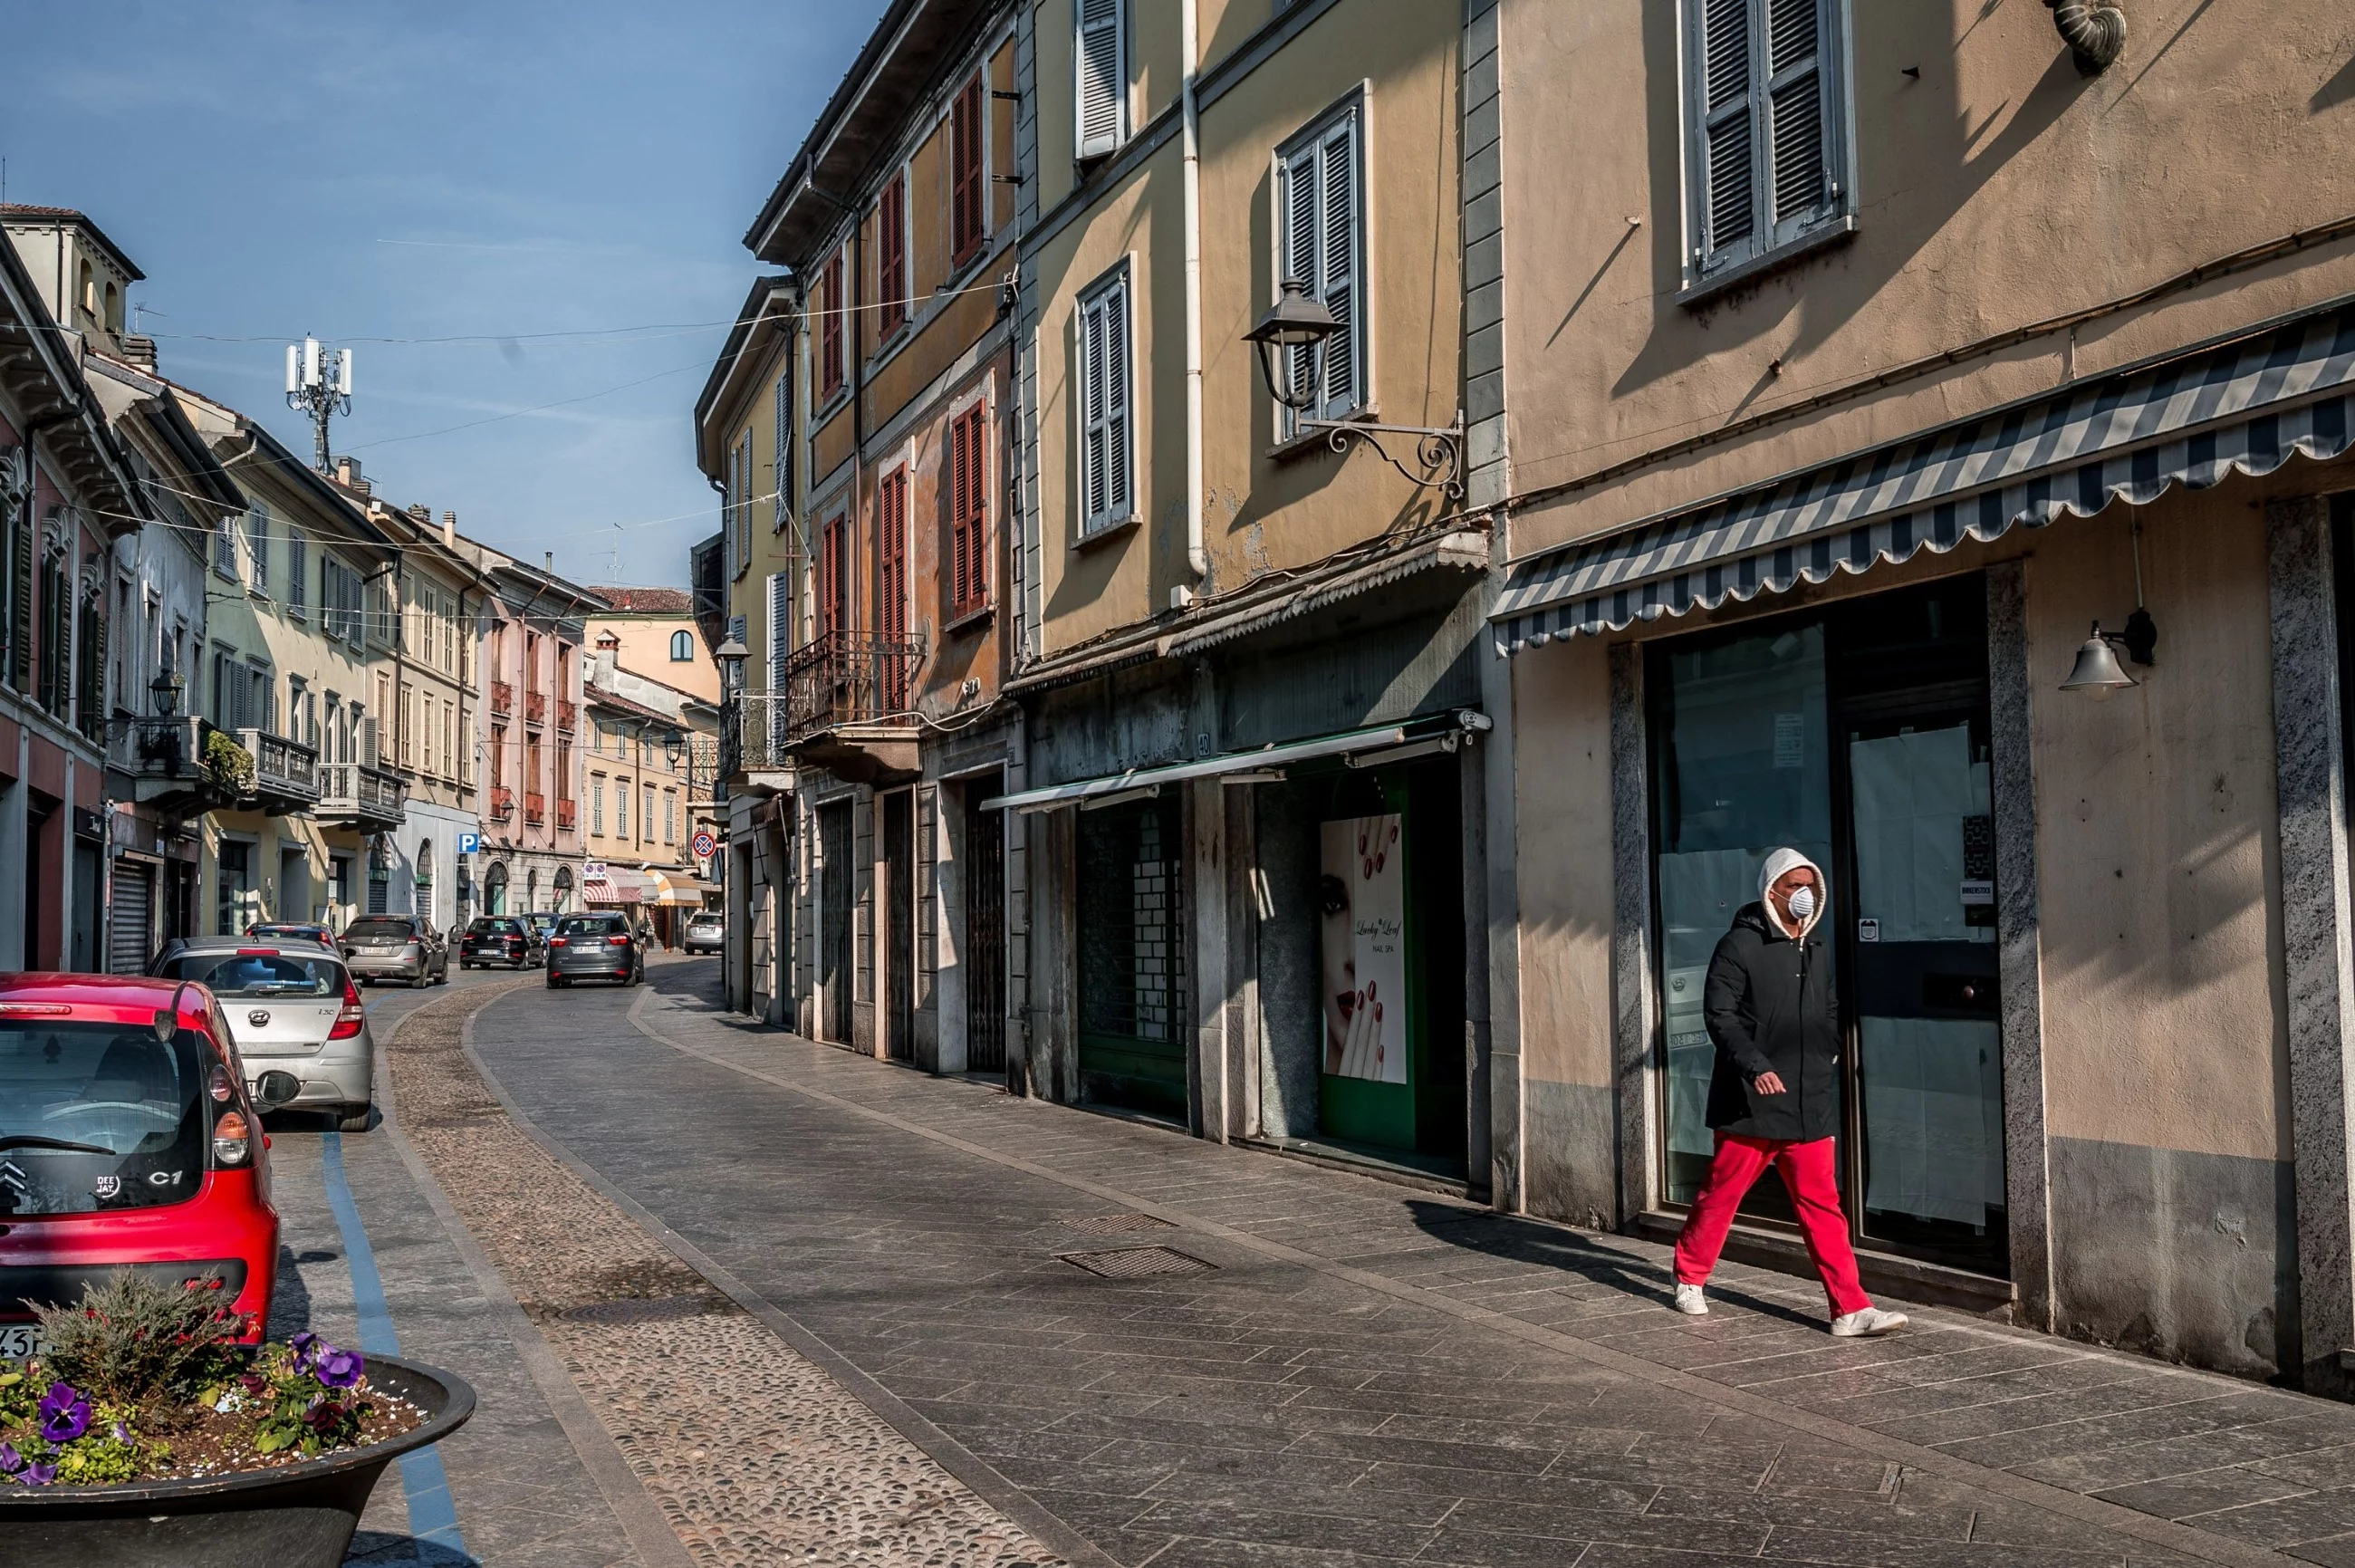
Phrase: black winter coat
[{"left": 1702, "top": 903, "right": 1841, "bottom": 1143}]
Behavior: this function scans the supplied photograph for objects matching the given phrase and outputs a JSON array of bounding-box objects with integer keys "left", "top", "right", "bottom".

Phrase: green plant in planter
[
  {"left": 203, "top": 727, "right": 255, "bottom": 794},
  {"left": 35, "top": 1269, "right": 247, "bottom": 1406}
]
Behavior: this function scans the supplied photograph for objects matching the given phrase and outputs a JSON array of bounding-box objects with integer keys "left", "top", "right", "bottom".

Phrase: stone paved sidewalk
[{"left": 451, "top": 965, "right": 2355, "bottom": 1568}]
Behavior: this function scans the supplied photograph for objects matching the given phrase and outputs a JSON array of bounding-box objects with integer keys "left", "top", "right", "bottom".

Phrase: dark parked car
[
  {"left": 544, "top": 913, "right": 644, "bottom": 988},
  {"left": 340, "top": 916, "right": 448, "bottom": 987},
  {"left": 458, "top": 916, "right": 542, "bottom": 970}
]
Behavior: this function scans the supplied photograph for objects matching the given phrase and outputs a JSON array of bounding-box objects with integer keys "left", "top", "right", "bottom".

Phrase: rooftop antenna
[
  {"left": 284, "top": 335, "right": 354, "bottom": 471},
  {"left": 607, "top": 521, "right": 623, "bottom": 582}
]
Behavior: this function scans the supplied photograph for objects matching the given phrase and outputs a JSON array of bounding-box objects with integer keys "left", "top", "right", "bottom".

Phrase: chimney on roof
[
  {"left": 119, "top": 334, "right": 158, "bottom": 372},
  {"left": 406, "top": 503, "right": 429, "bottom": 526},
  {"left": 333, "top": 456, "right": 371, "bottom": 499},
  {"left": 596, "top": 630, "right": 620, "bottom": 650},
  {"left": 544, "top": 552, "right": 553, "bottom": 574},
  {"left": 441, "top": 510, "right": 457, "bottom": 549}
]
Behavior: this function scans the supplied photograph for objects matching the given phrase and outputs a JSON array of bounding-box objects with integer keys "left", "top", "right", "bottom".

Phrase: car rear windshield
[
  {"left": 343, "top": 919, "right": 415, "bottom": 942},
  {"left": 249, "top": 925, "right": 322, "bottom": 940},
  {"left": 156, "top": 951, "right": 342, "bottom": 999},
  {"left": 556, "top": 916, "right": 626, "bottom": 938},
  {"left": 689, "top": 914, "right": 723, "bottom": 926},
  {"left": 0, "top": 1022, "right": 209, "bottom": 1217},
  {"left": 468, "top": 919, "right": 523, "bottom": 935}
]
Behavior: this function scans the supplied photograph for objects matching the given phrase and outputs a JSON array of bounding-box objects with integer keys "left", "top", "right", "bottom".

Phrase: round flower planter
[{"left": 0, "top": 1355, "right": 474, "bottom": 1568}]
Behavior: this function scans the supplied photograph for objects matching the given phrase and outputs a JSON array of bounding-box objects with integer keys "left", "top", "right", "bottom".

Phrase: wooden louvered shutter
[
  {"left": 1695, "top": 0, "right": 1757, "bottom": 269},
  {"left": 1764, "top": 0, "right": 1828, "bottom": 235},
  {"left": 879, "top": 470, "right": 908, "bottom": 640},
  {"left": 1280, "top": 139, "right": 1320, "bottom": 415},
  {"left": 952, "top": 406, "right": 988, "bottom": 615},
  {"left": 951, "top": 77, "right": 985, "bottom": 265},
  {"left": 6, "top": 512, "right": 29, "bottom": 691},
  {"left": 767, "top": 571, "right": 792, "bottom": 690},
  {"left": 81, "top": 598, "right": 106, "bottom": 736},
  {"left": 821, "top": 253, "right": 844, "bottom": 399},
  {"left": 1075, "top": 0, "right": 1124, "bottom": 160},
  {"left": 880, "top": 175, "right": 908, "bottom": 336},
  {"left": 774, "top": 369, "right": 793, "bottom": 531},
  {"left": 1316, "top": 116, "right": 1360, "bottom": 418},
  {"left": 1080, "top": 294, "right": 1108, "bottom": 527},
  {"left": 1103, "top": 280, "right": 1130, "bottom": 522}
]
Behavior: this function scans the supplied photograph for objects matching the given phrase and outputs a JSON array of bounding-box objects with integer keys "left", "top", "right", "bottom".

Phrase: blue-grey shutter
[
  {"left": 1076, "top": 0, "right": 1124, "bottom": 159},
  {"left": 1696, "top": 0, "right": 1757, "bottom": 268}
]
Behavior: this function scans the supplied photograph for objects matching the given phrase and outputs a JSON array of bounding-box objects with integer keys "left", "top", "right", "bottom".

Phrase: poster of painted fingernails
[{"left": 1320, "top": 813, "right": 1408, "bottom": 1083}]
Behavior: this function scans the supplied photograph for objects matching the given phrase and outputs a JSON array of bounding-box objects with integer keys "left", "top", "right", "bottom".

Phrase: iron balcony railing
[
  {"left": 780, "top": 629, "right": 924, "bottom": 743},
  {"left": 238, "top": 727, "right": 320, "bottom": 805},
  {"left": 489, "top": 680, "right": 514, "bottom": 717},
  {"left": 119, "top": 715, "right": 242, "bottom": 809},
  {"left": 318, "top": 761, "right": 407, "bottom": 826}
]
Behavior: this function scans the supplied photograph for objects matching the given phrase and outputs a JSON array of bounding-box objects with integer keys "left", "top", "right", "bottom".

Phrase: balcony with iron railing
[
  {"left": 489, "top": 784, "right": 515, "bottom": 822},
  {"left": 555, "top": 698, "right": 578, "bottom": 733},
  {"left": 317, "top": 760, "right": 407, "bottom": 829},
  {"left": 237, "top": 728, "right": 321, "bottom": 810},
  {"left": 490, "top": 680, "right": 514, "bottom": 717},
  {"left": 525, "top": 690, "right": 547, "bottom": 726},
  {"left": 117, "top": 715, "right": 243, "bottom": 813},
  {"left": 524, "top": 792, "right": 546, "bottom": 826},
  {"left": 729, "top": 630, "right": 926, "bottom": 784}
]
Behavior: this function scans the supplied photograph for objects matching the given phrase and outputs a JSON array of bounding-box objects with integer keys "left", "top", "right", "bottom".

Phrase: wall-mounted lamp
[
  {"left": 1244, "top": 278, "right": 1340, "bottom": 411},
  {"left": 2060, "top": 520, "right": 2158, "bottom": 699}
]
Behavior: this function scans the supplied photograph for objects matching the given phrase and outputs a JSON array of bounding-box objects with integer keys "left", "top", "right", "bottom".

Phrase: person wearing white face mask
[{"left": 1668, "top": 847, "right": 1908, "bottom": 1338}]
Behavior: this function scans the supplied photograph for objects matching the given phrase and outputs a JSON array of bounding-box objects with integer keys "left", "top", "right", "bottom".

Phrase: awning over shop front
[
  {"left": 979, "top": 713, "right": 1488, "bottom": 814},
  {"left": 645, "top": 869, "right": 719, "bottom": 906},
  {"left": 1493, "top": 303, "right": 2355, "bottom": 653},
  {"left": 583, "top": 868, "right": 660, "bottom": 905}
]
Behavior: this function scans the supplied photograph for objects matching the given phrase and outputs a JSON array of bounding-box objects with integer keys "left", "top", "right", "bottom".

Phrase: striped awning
[
  {"left": 1494, "top": 305, "right": 2355, "bottom": 653},
  {"left": 583, "top": 868, "right": 660, "bottom": 906}
]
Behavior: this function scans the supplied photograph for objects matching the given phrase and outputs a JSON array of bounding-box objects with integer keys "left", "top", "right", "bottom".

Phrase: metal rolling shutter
[{"left": 109, "top": 861, "right": 152, "bottom": 975}]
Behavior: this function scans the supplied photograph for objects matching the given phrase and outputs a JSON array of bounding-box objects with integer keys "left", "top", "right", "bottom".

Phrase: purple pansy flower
[
  {"left": 20, "top": 1462, "right": 54, "bottom": 1486},
  {"left": 0, "top": 1443, "right": 20, "bottom": 1475},
  {"left": 289, "top": 1331, "right": 320, "bottom": 1369},
  {"left": 37, "top": 1383, "right": 90, "bottom": 1444},
  {"left": 314, "top": 1347, "right": 364, "bottom": 1390}
]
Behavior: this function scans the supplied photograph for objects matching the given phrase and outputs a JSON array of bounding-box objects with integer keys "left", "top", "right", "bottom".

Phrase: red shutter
[
  {"left": 879, "top": 471, "right": 908, "bottom": 640},
  {"left": 879, "top": 176, "right": 907, "bottom": 337},
  {"left": 817, "top": 515, "right": 845, "bottom": 639},
  {"left": 820, "top": 252, "right": 844, "bottom": 399},
  {"left": 951, "top": 77, "right": 985, "bottom": 265},
  {"left": 948, "top": 406, "right": 989, "bottom": 616}
]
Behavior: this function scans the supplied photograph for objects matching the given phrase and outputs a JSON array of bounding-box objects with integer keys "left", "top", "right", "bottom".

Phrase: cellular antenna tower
[{"left": 284, "top": 336, "right": 353, "bottom": 471}]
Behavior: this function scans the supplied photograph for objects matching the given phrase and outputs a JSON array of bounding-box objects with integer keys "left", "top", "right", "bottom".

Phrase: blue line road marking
[{"left": 322, "top": 1130, "right": 469, "bottom": 1561}]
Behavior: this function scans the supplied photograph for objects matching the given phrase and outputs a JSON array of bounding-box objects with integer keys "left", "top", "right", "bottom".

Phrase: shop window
[
  {"left": 1648, "top": 576, "right": 2006, "bottom": 1275},
  {"left": 1076, "top": 796, "right": 1187, "bottom": 1119}
]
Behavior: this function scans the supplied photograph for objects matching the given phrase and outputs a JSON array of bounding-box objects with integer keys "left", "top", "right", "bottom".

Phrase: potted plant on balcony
[
  {"left": 200, "top": 728, "right": 255, "bottom": 798},
  {"left": 0, "top": 1272, "right": 473, "bottom": 1568}
]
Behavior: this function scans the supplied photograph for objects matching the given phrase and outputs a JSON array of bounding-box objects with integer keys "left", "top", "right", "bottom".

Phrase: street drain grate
[
  {"left": 561, "top": 1294, "right": 735, "bottom": 1325},
  {"left": 1057, "top": 1246, "right": 1216, "bottom": 1279},
  {"left": 1064, "top": 1212, "right": 1177, "bottom": 1235}
]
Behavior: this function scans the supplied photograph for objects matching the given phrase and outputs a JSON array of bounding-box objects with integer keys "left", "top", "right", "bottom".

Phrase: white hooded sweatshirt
[{"left": 1756, "top": 846, "right": 1826, "bottom": 941}]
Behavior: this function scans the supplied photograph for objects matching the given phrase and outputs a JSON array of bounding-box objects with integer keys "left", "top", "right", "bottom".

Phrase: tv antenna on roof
[{"left": 284, "top": 336, "right": 353, "bottom": 471}]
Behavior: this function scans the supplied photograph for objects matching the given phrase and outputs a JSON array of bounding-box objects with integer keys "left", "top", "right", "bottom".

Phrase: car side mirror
[{"left": 255, "top": 1069, "right": 302, "bottom": 1109}]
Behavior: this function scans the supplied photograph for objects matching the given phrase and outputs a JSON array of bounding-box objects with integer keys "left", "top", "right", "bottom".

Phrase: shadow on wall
[{"left": 1610, "top": 7, "right": 2089, "bottom": 408}]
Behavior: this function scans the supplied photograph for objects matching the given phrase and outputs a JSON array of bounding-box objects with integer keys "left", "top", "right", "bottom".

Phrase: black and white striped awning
[{"left": 1494, "top": 305, "right": 2355, "bottom": 653}]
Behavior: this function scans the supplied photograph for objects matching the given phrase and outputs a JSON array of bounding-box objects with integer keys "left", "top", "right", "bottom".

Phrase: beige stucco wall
[
  {"left": 588, "top": 615, "right": 720, "bottom": 704},
  {"left": 1496, "top": 0, "right": 2355, "bottom": 558},
  {"left": 1025, "top": 0, "right": 1459, "bottom": 656}
]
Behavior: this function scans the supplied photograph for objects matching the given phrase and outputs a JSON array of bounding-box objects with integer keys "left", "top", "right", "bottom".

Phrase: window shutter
[
  {"left": 1281, "top": 140, "right": 1321, "bottom": 412},
  {"left": 288, "top": 530, "right": 307, "bottom": 610},
  {"left": 246, "top": 504, "right": 269, "bottom": 594},
  {"left": 1317, "top": 116, "right": 1360, "bottom": 417},
  {"left": 1765, "top": 0, "right": 1827, "bottom": 230},
  {"left": 820, "top": 253, "right": 844, "bottom": 399},
  {"left": 767, "top": 570, "right": 792, "bottom": 690},
  {"left": 1697, "top": 0, "right": 1757, "bottom": 265},
  {"left": 79, "top": 599, "right": 105, "bottom": 734},
  {"left": 951, "top": 405, "right": 989, "bottom": 613},
  {"left": 949, "top": 418, "right": 971, "bottom": 612},
  {"left": 951, "top": 77, "right": 985, "bottom": 265},
  {"left": 1075, "top": 0, "right": 1124, "bottom": 159},
  {"left": 879, "top": 175, "right": 908, "bottom": 336},
  {"left": 879, "top": 469, "right": 908, "bottom": 640},
  {"left": 360, "top": 715, "right": 380, "bottom": 767},
  {"left": 1103, "top": 279, "right": 1130, "bottom": 521},
  {"left": 7, "top": 512, "right": 30, "bottom": 691},
  {"left": 774, "top": 369, "right": 793, "bottom": 532}
]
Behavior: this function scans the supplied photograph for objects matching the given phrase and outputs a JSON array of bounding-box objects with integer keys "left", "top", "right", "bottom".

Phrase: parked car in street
[
  {"left": 245, "top": 921, "right": 335, "bottom": 948},
  {"left": 151, "top": 938, "right": 376, "bottom": 1132},
  {"left": 459, "top": 916, "right": 543, "bottom": 970},
  {"left": 681, "top": 910, "right": 725, "bottom": 956},
  {"left": 339, "top": 916, "right": 448, "bottom": 987},
  {"left": 521, "top": 911, "right": 562, "bottom": 948},
  {"left": 545, "top": 912, "right": 645, "bottom": 988},
  {"left": 0, "top": 973, "right": 301, "bottom": 1350}
]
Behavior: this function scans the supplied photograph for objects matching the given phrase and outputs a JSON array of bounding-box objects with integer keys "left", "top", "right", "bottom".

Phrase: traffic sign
[
  {"left": 692, "top": 831, "right": 717, "bottom": 860},
  {"left": 457, "top": 832, "right": 480, "bottom": 856}
]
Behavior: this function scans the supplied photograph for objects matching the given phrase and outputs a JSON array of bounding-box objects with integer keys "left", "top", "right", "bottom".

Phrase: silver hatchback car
[
  {"left": 151, "top": 938, "right": 376, "bottom": 1131},
  {"left": 340, "top": 914, "right": 449, "bottom": 986}
]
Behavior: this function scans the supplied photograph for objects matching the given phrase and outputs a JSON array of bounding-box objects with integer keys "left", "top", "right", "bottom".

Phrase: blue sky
[{"left": 1, "top": 2, "right": 879, "bottom": 588}]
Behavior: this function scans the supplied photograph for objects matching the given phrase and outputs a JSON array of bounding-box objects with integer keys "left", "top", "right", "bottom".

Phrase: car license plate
[{"left": 0, "top": 1325, "right": 45, "bottom": 1361}]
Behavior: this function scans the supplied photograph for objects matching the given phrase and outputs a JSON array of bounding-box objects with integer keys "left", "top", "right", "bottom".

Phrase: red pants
[{"left": 1674, "top": 1133, "right": 1870, "bottom": 1316}]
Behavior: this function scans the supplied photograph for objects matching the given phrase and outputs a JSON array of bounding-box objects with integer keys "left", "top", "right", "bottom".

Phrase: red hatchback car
[{"left": 0, "top": 975, "right": 296, "bottom": 1355}]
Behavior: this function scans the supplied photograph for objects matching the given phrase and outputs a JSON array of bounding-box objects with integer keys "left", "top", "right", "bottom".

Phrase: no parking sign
[{"left": 692, "top": 831, "right": 717, "bottom": 860}]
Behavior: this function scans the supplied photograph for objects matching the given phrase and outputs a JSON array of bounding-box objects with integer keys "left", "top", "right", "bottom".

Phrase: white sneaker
[
  {"left": 1830, "top": 1307, "right": 1909, "bottom": 1337},
  {"left": 1672, "top": 1283, "right": 1708, "bottom": 1316}
]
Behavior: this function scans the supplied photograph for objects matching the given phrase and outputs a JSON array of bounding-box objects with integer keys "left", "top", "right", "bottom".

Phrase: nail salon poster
[{"left": 1321, "top": 813, "right": 1408, "bottom": 1083}]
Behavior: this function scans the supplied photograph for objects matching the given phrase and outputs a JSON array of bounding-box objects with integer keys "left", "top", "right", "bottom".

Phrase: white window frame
[
  {"left": 1274, "top": 89, "right": 1370, "bottom": 438},
  {"left": 245, "top": 501, "right": 269, "bottom": 596},
  {"left": 1074, "top": 259, "right": 1135, "bottom": 538},
  {"left": 1074, "top": 0, "right": 1127, "bottom": 161},
  {"left": 1678, "top": 0, "right": 1855, "bottom": 299}
]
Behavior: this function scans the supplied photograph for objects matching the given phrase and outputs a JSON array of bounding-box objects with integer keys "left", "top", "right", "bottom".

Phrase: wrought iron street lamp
[
  {"left": 1242, "top": 279, "right": 1466, "bottom": 498},
  {"left": 1244, "top": 278, "right": 1340, "bottom": 412}
]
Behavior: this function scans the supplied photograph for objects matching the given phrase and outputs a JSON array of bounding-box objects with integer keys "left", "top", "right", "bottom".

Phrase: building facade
[
  {"left": 475, "top": 559, "right": 593, "bottom": 918},
  {"left": 582, "top": 634, "right": 719, "bottom": 945}
]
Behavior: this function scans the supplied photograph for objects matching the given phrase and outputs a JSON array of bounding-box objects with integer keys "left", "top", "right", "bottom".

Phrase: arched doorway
[
  {"left": 525, "top": 869, "right": 540, "bottom": 912},
  {"left": 484, "top": 861, "right": 509, "bottom": 916},
  {"left": 553, "top": 867, "right": 574, "bottom": 913}
]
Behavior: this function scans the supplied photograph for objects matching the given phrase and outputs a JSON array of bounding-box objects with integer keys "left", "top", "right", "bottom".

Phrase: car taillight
[
  {"left": 549, "top": 937, "right": 567, "bottom": 948},
  {"left": 213, "top": 1110, "right": 251, "bottom": 1167},
  {"left": 208, "top": 1064, "right": 235, "bottom": 1103},
  {"left": 608, "top": 935, "right": 630, "bottom": 947},
  {"left": 331, "top": 975, "right": 365, "bottom": 1040}
]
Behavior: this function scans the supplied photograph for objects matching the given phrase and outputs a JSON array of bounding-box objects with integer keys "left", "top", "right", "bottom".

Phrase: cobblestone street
[{"left": 258, "top": 958, "right": 2355, "bottom": 1565}]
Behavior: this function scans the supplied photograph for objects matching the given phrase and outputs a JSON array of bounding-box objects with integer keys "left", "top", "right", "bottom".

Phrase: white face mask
[{"left": 1784, "top": 884, "right": 1818, "bottom": 924}]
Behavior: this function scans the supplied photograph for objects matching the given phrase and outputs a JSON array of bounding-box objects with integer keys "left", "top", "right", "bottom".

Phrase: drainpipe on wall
[
  {"left": 1181, "top": 0, "right": 1207, "bottom": 589},
  {"left": 2046, "top": 0, "right": 2126, "bottom": 72}
]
